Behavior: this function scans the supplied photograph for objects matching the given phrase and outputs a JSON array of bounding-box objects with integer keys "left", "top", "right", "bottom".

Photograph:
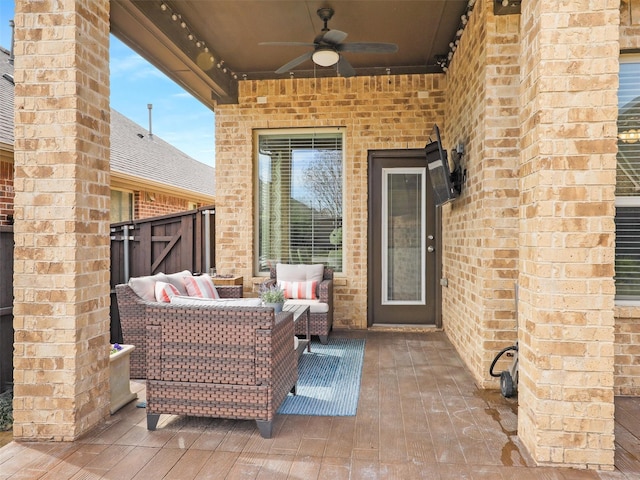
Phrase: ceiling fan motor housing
[{"left": 261, "top": 7, "right": 397, "bottom": 78}]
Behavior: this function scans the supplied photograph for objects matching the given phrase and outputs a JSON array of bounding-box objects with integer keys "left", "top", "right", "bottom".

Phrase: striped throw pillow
[
  {"left": 183, "top": 274, "right": 220, "bottom": 299},
  {"left": 279, "top": 280, "right": 318, "bottom": 300},
  {"left": 155, "top": 281, "right": 180, "bottom": 303}
]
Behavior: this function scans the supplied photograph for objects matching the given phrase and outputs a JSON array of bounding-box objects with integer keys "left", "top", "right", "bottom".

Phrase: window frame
[
  {"left": 253, "top": 127, "right": 345, "bottom": 276},
  {"left": 110, "top": 188, "right": 134, "bottom": 223},
  {"left": 615, "top": 54, "right": 640, "bottom": 303}
]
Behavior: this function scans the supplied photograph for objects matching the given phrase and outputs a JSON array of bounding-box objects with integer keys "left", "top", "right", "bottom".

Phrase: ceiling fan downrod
[{"left": 317, "top": 7, "right": 334, "bottom": 32}]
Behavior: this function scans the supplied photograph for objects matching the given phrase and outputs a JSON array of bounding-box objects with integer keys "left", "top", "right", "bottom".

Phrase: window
[
  {"left": 110, "top": 189, "right": 133, "bottom": 223},
  {"left": 616, "top": 56, "right": 640, "bottom": 300},
  {"left": 255, "top": 129, "right": 343, "bottom": 274}
]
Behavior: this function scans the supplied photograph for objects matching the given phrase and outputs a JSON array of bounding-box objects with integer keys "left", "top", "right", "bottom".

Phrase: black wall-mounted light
[{"left": 494, "top": 0, "right": 522, "bottom": 15}]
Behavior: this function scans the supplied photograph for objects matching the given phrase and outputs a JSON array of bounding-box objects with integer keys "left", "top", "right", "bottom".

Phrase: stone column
[
  {"left": 12, "top": 0, "right": 111, "bottom": 440},
  {"left": 517, "top": 0, "right": 619, "bottom": 469}
]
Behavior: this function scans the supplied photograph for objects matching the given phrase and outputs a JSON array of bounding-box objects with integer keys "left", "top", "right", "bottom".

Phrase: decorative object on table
[
  {"left": 260, "top": 284, "right": 285, "bottom": 313},
  {"left": 109, "top": 343, "right": 137, "bottom": 414},
  {"left": 278, "top": 337, "right": 365, "bottom": 416}
]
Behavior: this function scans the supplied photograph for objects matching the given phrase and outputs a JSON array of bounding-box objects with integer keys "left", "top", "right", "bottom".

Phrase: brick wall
[
  {"left": 12, "top": 0, "right": 111, "bottom": 441},
  {"left": 516, "top": 0, "right": 618, "bottom": 469},
  {"left": 135, "top": 190, "right": 202, "bottom": 220},
  {"left": 615, "top": 0, "right": 640, "bottom": 397},
  {"left": 215, "top": 75, "right": 446, "bottom": 328},
  {"left": 439, "top": 0, "right": 522, "bottom": 390},
  {"left": 2, "top": 159, "right": 203, "bottom": 223},
  {"left": 620, "top": 0, "right": 640, "bottom": 50}
]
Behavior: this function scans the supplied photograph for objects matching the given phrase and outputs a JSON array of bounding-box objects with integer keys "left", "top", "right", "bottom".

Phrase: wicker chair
[
  {"left": 145, "top": 303, "right": 297, "bottom": 438},
  {"left": 264, "top": 264, "right": 334, "bottom": 344},
  {"left": 115, "top": 281, "right": 243, "bottom": 379}
]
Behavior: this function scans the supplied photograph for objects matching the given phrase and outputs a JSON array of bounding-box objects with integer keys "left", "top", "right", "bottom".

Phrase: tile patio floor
[{"left": 0, "top": 330, "right": 638, "bottom": 479}]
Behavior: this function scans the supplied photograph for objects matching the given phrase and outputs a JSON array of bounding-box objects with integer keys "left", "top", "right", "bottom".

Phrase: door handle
[{"left": 427, "top": 245, "right": 435, "bottom": 253}]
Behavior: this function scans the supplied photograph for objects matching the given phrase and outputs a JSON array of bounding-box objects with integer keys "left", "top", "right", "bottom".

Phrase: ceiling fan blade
[
  {"left": 336, "top": 56, "right": 356, "bottom": 78},
  {"left": 275, "top": 51, "right": 313, "bottom": 74},
  {"left": 320, "top": 29, "right": 348, "bottom": 45},
  {"left": 338, "top": 42, "right": 399, "bottom": 54},
  {"left": 260, "top": 42, "right": 316, "bottom": 47}
]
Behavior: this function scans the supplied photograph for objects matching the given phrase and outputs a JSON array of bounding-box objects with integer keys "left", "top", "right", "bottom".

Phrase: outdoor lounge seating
[
  {"left": 115, "top": 271, "right": 243, "bottom": 379},
  {"left": 144, "top": 302, "right": 298, "bottom": 438},
  {"left": 263, "top": 263, "right": 334, "bottom": 344}
]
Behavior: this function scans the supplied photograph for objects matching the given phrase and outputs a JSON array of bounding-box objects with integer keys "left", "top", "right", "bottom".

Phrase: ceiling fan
[{"left": 259, "top": 7, "right": 398, "bottom": 78}]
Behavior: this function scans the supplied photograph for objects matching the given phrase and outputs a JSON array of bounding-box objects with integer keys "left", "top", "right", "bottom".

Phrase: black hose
[{"left": 489, "top": 345, "right": 518, "bottom": 377}]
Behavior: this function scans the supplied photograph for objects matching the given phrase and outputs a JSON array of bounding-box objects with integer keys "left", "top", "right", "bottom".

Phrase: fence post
[{"left": 203, "top": 209, "right": 215, "bottom": 273}]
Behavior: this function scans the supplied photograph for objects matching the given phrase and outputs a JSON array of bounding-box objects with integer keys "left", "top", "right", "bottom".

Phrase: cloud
[{"left": 110, "top": 53, "right": 166, "bottom": 81}]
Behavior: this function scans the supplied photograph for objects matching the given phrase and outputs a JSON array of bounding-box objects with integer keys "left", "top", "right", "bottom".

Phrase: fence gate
[
  {"left": 0, "top": 226, "right": 14, "bottom": 393},
  {"left": 110, "top": 206, "right": 216, "bottom": 342}
]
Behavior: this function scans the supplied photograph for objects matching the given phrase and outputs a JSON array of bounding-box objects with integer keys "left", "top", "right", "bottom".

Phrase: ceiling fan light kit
[{"left": 312, "top": 48, "right": 340, "bottom": 67}]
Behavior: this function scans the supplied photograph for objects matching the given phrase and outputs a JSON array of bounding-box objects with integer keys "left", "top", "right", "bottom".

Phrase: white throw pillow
[
  {"left": 129, "top": 273, "right": 168, "bottom": 302},
  {"left": 164, "top": 270, "right": 191, "bottom": 295}
]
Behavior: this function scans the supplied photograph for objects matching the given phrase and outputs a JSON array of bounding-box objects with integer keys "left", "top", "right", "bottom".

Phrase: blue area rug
[{"left": 278, "top": 338, "right": 365, "bottom": 416}]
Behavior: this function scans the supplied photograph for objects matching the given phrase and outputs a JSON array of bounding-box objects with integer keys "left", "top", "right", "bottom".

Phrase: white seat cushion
[
  {"left": 276, "top": 263, "right": 324, "bottom": 284},
  {"left": 170, "top": 296, "right": 262, "bottom": 307},
  {"left": 284, "top": 299, "right": 329, "bottom": 314}
]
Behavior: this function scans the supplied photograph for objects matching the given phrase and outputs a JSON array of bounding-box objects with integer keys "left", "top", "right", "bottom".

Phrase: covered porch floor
[{"left": 0, "top": 330, "right": 638, "bottom": 479}]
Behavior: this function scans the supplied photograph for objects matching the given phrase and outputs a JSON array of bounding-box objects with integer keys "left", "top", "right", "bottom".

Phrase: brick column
[
  {"left": 518, "top": 0, "right": 619, "bottom": 469},
  {"left": 12, "top": 0, "right": 111, "bottom": 440}
]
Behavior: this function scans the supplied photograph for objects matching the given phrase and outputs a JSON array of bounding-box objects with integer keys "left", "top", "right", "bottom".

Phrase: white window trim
[
  {"left": 615, "top": 54, "right": 640, "bottom": 304},
  {"left": 253, "top": 127, "right": 346, "bottom": 276}
]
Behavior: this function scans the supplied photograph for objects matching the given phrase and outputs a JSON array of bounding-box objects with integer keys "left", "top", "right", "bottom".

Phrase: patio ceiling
[{"left": 110, "top": 0, "right": 474, "bottom": 107}]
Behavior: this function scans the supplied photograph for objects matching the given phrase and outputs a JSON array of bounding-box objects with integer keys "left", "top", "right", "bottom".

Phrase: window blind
[
  {"left": 257, "top": 131, "right": 343, "bottom": 273},
  {"left": 615, "top": 59, "right": 640, "bottom": 299}
]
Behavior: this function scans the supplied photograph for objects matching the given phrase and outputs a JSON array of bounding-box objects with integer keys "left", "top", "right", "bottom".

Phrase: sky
[{"left": 0, "top": 1, "right": 216, "bottom": 167}]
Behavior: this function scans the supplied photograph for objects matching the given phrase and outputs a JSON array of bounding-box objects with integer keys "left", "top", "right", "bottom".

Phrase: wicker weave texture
[
  {"left": 115, "top": 282, "right": 244, "bottom": 379},
  {"left": 145, "top": 306, "right": 297, "bottom": 429}
]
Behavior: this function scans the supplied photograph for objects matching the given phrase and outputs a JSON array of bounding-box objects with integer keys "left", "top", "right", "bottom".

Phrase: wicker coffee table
[{"left": 283, "top": 303, "right": 311, "bottom": 357}]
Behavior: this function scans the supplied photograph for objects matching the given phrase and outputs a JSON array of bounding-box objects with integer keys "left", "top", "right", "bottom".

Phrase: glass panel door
[{"left": 381, "top": 167, "right": 426, "bottom": 305}]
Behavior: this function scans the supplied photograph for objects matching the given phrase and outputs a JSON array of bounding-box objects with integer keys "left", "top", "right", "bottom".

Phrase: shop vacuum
[{"left": 489, "top": 283, "right": 519, "bottom": 398}]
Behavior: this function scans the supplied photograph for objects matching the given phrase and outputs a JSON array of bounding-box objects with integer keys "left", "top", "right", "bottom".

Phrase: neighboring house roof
[
  {"left": 0, "top": 47, "right": 14, "bottom": 147},
  {"left": 0, "top": 46, "right": 215, "bottom": 199},
  {"left": 110, "top": 109, "right": 215, "bottom": 197}
]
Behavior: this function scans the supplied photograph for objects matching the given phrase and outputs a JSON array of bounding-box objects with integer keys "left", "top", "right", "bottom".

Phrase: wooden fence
[
  {"left": 110, "top": 206, "right": 216, "bottom": 342},
  {"left": 0, "top": 206, "right": 215, "bottom": 393},
  {"left": 0, "top": 226, "right": 13, "bottom": 394}
]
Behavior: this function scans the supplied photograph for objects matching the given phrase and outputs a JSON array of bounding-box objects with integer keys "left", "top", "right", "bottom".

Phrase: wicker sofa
[
  {"left": 115, "top": 271, "right": 243, "bottom": 379},
  {"left": 263, "top": 264, "right": 334, "bottom": 344},
  {"left": 144, "top": 302, "right": 297, "bottom": 438}
]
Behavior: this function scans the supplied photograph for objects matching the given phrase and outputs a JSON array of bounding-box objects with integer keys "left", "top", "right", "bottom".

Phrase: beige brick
[{"left": 12, "top": 0, "right": 111, "bottom": 441}]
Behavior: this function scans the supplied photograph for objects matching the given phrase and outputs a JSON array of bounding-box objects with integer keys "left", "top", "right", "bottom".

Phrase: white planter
[{"left": 109, "top": 344, "right": 137, "bottom": 414}]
